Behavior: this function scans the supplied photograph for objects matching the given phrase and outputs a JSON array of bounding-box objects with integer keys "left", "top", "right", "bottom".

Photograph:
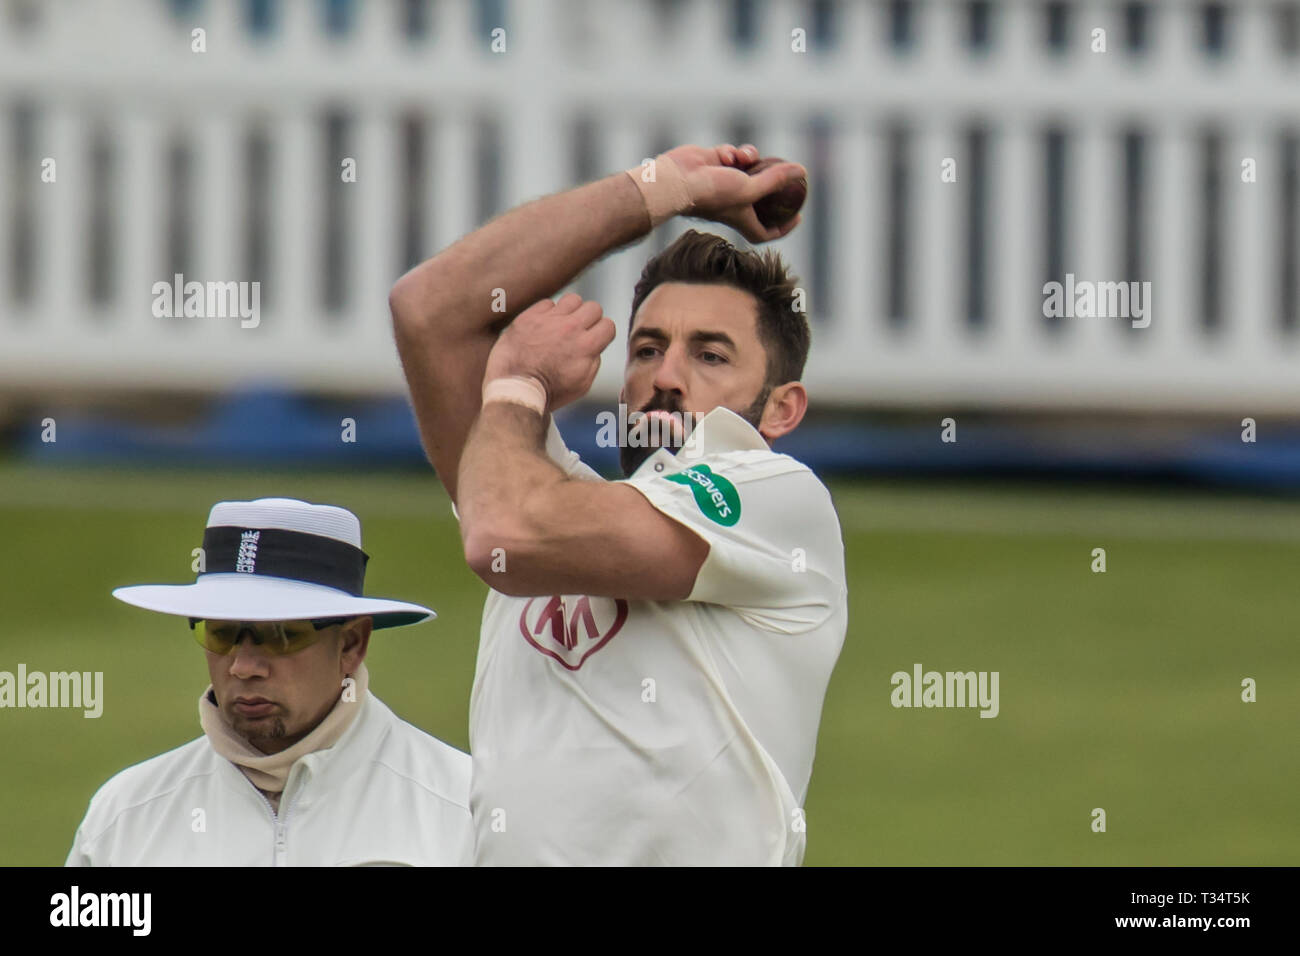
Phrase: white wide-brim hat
[{"left": 112, "top": 498, "right": 435, "bottom": 629}]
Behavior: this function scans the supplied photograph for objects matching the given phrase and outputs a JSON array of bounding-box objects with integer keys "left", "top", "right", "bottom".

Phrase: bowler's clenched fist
[{"left": 483, "top": 292, "right": 617, "bottom": 413}]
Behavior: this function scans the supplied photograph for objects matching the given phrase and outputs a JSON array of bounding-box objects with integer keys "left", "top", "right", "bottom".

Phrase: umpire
[{"left": 66, "top": 497, "right": 472, "bottom": 866}]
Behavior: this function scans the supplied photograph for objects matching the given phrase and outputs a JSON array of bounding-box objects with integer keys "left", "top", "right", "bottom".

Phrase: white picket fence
[{"left": 1, "top": 0, "right": 1298, "bottom": 411}]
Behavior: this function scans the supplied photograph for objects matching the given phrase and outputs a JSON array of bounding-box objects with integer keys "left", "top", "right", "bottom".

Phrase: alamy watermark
[
  {"left": 890, "top": 663, "right": 999, "bottom": 718},
  {"left": 151, "top": 273, "right": 261, "bottom": 328},
  {"left": 0, "top": 665, "right": 103, "bottom": 718},
  {"left": 50, "top": 886, "right": 150, "bottom": 936},
  {"left": 595, "top": 405, "right": 707, "bottom": 454},
  {"left": 1042, "top": 273, "right": 1151, "bottom": 328}
]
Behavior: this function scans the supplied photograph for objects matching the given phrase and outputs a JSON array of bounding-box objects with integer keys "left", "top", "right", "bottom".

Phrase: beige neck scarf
[{"left": 199, "top": 662, "right": 369, "bottom": 811}]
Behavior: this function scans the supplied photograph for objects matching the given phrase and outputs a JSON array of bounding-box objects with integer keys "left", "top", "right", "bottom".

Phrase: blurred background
[{"left": 1, "top": 0, "right": 1297, "bottom": 865}]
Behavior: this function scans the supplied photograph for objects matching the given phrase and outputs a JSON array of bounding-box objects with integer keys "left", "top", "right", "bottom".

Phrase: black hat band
[{"left": 199, "top": 526, "right": 369, "bottom": 596}]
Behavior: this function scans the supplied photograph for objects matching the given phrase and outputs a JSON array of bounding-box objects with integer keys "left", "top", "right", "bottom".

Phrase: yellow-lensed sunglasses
[{"left": 188, "top": 617, "right": 350, "bottom": 657}]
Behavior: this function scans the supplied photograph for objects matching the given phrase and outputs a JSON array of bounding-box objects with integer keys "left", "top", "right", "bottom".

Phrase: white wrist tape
[
  {"left": 625, "top": 153, "right": 693, "bottom": 228},
  {"left": 482, "top": 375, "right": 548, "bottom": 415}
]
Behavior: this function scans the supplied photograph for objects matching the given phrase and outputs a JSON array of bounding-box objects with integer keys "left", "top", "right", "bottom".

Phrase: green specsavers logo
[{"left": 663, "top": 465, "right": 740, "bottom": 526}]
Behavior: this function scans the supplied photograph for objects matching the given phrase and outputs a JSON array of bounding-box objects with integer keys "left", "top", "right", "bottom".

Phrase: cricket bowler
[{"left": 390, "top": 143, "right": 847, "bottom": 865}]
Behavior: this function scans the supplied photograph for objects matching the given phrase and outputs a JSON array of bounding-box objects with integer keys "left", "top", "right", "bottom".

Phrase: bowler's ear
[
  {"left": 339, "top": 616, "right": 371, "bottom": 671},
  {"left": 758, "top": 382, "right": 807, "bottom": 442}
]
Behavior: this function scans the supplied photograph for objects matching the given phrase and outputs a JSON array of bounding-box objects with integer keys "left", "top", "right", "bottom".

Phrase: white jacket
[{"left": 65, "top": 692, "right": 473, "bottom": 866}]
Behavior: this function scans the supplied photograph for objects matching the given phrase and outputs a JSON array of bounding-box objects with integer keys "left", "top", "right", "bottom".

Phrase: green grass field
[{"left": 1, "top": 462, "right": 1296, "bottom": 865}]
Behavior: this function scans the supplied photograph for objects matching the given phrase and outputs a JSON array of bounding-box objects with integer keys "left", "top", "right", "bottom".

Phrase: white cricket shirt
[
  {"left": 65, "top": 692, "right": 473, "bottom": 866},
  {"left": 468, "top": 406, "right": 848, "bottom": 865}
]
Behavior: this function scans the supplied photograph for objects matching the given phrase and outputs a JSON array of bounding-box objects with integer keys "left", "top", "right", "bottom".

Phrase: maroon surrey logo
[{"left": 518, "top": 595, "right": 629, "bottom": 670}]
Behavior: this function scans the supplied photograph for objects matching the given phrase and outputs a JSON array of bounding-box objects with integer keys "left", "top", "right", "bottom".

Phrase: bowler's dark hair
[{"left": 628, "top": 229, "right": 810, "bottom": 388}]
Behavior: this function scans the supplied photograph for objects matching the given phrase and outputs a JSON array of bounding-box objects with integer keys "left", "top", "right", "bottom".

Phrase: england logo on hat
[{"left": 112, "top": 498, "right": 435, "bottom": 629}]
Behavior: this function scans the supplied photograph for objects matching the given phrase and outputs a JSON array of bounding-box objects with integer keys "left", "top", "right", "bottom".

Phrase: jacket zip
[
  {"left": 251, "top": 788, "right": 279, "bottom": 864},
  {"left": 251, "top": 781, "right": 300, "bottom": 867}
]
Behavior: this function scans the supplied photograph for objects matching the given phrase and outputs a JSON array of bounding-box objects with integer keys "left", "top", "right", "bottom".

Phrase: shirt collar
[{"left": 631, "top": 405, "right": 769, "bottom": 477}]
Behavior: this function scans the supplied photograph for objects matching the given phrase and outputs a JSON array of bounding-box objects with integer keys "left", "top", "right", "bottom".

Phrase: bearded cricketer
[{"left": 390, "top": 143, "right": 847, "bottom": 865}]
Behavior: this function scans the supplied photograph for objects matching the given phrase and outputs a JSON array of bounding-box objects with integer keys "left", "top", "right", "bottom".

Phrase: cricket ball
[{"left": 747, "top": 156, "right": 807, "bottom": 229}]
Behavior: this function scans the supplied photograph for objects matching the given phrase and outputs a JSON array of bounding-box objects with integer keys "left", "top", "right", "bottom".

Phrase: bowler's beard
[{"left": 619, "top": 384, "right": 771, "bottom": 477}]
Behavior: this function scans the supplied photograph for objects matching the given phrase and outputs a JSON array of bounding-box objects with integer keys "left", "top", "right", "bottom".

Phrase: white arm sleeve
[{"left": 622, "top": 454, "right": 845, "bottom": 633}]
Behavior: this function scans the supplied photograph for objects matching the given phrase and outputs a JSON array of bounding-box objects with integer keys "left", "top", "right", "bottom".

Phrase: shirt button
[{"left": 654, "top": 462, "right": 664, "bottom": 472}]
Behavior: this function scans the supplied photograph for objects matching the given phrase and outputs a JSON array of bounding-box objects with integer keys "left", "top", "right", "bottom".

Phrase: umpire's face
[
  {"left": 620, "top": 281, "right": 773, "bottom": 475},
  {"left": 206, "top": 616, "right": 371, "bottom": 754}
]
